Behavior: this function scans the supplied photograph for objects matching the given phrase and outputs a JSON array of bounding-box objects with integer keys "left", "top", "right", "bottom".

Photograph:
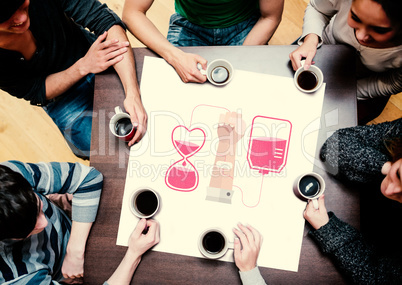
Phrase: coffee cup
[
  {"left": 109, "top": 106, "right": 135, "bottom": 142},
  {"left": 198, "top": 59, "right": 234, "bottom": 86},
  {"left": 293, "top": 172, "right": 325, "bottom": 210},
  {"left": 198, "top": 228, "right": 234, "bottom": 259},
  {"left": 293, "top": 61, "right": 324, "bottom": 93},
  {"left": 130, "top": 188, "right": 160, "bottom": 219}
]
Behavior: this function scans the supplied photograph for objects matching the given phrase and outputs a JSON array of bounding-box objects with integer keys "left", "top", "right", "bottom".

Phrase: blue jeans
[
  {"left": 167, "top": 13, "right": 259, "bottom": 46},
  {"left": 44, "top": 74, "right": 94, "bottom": 158}
]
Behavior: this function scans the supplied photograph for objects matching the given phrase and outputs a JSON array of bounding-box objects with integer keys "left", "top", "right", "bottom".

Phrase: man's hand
[
  {"left": 62, "top": 244, "right": 85, "bottom": 280},
  {"left": 78, "top": 31, "right": 129, "bottom": 76},
  {"left": 124, "top": 95, "right": 148, "bottom": 146},
  {"left": 169, "top": 50, "right": 207, "bottom": 83},
  {"left": 61, "top": 221, "right": 92, "bottom": 281}
]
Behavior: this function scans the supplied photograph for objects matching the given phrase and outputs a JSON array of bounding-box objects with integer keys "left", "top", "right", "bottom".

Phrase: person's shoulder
[{"left": 0, "top": 160, "right": 28, "bottom": 173}]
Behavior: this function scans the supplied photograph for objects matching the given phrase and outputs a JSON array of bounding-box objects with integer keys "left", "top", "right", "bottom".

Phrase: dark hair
[
  {"left": 0, "top": 0, "right": 25, "bottom": 23},
  {"left": 385, "top": 137, "right": 402, "bottom": 162},
  {"left": 372, "top": 0, "right": 402, "bottom": 34},
  {"left": 0, "top": 165, "right": 38, "bottom": 240}
]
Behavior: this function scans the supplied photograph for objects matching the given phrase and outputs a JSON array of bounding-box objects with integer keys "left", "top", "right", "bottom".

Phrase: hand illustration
[
  {"left": 217, "top": 112, "right": 246, "bottom": 146},
  {"left": 208, "top": 111, "right": 246, "bottom": 196}
]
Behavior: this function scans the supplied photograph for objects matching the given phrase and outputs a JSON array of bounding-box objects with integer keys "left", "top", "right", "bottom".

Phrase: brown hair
[{"left": 385, "top": 137, "right": 402, "bottom": 162}]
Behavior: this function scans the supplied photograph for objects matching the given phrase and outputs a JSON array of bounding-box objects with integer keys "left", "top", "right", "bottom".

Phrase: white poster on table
[{"left": 116, "top": 56, "right": 325, "bottom": 272}]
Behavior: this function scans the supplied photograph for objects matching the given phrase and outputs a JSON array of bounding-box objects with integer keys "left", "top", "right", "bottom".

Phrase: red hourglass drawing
[
  {"left": 247, "top": 116, "right": 292, "bottom": 175},
  {"left": 165, "top": 125, "right": 206, "bottom": 192}
]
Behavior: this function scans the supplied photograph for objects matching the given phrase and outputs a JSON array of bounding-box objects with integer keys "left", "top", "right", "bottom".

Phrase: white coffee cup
[
  {"left": 293, "top": 172, "right": 326, "bottom": 210},
  {"left": 109, "top": 106, "right": 135, "bottom": 142},
  {"left": 198, "top": 59, "right": 234, "bottom": 86},
  {"left": 293, "top": 61, "right": 324, "bottom": 93},
  {"left": 130, "top": 188, "right": 160, "bottom": 219},
  {"left": 198, "top": 228, "right": 234, "bottom": 259}
]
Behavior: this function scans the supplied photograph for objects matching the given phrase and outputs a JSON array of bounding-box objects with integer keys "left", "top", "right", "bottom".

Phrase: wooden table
[{"left": 86, "top": 45, "right": 358, "bottom": 284}]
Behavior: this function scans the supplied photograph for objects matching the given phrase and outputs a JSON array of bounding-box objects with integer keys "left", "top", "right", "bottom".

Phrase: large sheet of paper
[{"left": 117, "top": 57, "right": 325, "bottom": 272}]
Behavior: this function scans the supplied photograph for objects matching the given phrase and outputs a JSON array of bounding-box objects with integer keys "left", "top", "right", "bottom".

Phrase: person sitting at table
[
  {"left": 304, "top": 192, "right": 402, "bottom": 284},
  {"left": 0, "top": 160, "right": 160, "bottom": 284},
  {"left": 122, "top": 0, "right": 284, "bottom": 83},
  {"left": 320, "top": 118, "right": 401, "bottom": 184},
  {"left": 302, "top": 119, "right": 402, "bottom": 284},
  {"left": 0, "top": 0, "right": 147, "bottom": 159},
  {"left": 0, "top": 160, "right": 103, "bottom": 283},
  {"left": 233, "top": 223, "right": 267, "bottom": 285},
  {"left": 289, "top": 0, "right": 402, "bottom": 125}
]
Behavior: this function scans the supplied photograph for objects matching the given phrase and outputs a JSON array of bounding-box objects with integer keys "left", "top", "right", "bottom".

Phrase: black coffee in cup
[
  {"left": 135, "top": 190, "right": 158, "bottom": 216},
  {"left": 297, "top": 70, "right": 318, "bottom": 91},
  {"left": 211, "top": 66, "right": 229, "bottom": 84},
  {"left": 115, "top": 118, "right": 133, "bottom": 136},
  {"left": 202, "top": 231, "right": 225, "bottom": 254},
  {"left": 299, "top": 175, "right": 320, "bottom": 197}
]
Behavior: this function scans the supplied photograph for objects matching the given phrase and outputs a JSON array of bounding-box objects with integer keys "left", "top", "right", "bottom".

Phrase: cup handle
[
  {"left": 197, "top": 63, "right": 207, "bottom": 76},
  {"left": 312, "top": 198, "right": 319, "bottom": 210},
  {"left": 227, "top": 241, "right": 234, "bottom": 250},
  {"left": 114, "top": 106, "right": 123, "bottom": 114}
]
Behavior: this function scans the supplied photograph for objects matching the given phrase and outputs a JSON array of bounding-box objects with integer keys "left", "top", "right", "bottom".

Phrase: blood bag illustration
[{"left": 247, "top": 116, "right": 292, "bottom": 174}]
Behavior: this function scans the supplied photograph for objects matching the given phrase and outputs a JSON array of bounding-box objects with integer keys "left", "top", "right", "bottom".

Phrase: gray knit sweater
[
  {"left": 313, "top": 118, "right": 402, "bottom": 284},
  {"left": 310, "top": 212, "right": 402, "bottom": 284},
  {"left": 320, "top": 118, "right": 402, "bottom": 184}
]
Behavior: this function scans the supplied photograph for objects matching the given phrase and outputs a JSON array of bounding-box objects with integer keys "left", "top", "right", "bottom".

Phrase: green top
[{"left": 175, "top": 0, "right": 259, "bottom": 28}]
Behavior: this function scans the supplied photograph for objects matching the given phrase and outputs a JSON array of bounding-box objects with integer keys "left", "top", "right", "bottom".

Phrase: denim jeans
[
  {"left": 167, "top": 13, "right": 259, "bottom": 46},
  {"left": 44, "top": 74, "right": 94, "bottom": 158}
]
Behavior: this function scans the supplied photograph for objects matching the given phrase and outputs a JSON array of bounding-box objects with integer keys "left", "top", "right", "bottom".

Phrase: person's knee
[{"left": 63, "top": 115, "right": 92, "bottom": 158}]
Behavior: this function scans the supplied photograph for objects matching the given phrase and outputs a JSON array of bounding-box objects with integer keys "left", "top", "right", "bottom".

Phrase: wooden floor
[{"left": 0, "top": 0, "right": 400, "bottom": 164}]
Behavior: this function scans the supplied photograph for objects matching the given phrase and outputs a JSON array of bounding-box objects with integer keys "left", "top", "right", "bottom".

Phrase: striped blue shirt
[{"left": 0, "top": 161, "right": 103, "bottom": 284}]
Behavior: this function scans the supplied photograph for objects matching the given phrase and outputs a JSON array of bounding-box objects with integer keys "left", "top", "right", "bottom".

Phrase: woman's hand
[
  {"left": 303, "top": 195, "right": 329, "bottom": 230},
  {"left": 233, "top": 223, "right": 263, "bottom": 272},
  {"left": 127, "top": 218, "right": 160, "bottom": 259},
  {"left": 289, "top": 34, "right": 319, "bottom": 71}
]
